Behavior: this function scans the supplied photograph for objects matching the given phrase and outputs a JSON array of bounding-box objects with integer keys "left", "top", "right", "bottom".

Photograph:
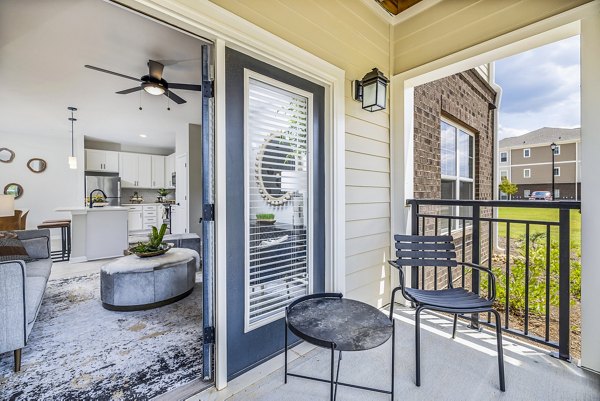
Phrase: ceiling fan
[{"left": 84, "top": 60, "right": 201, "bottom": 104}]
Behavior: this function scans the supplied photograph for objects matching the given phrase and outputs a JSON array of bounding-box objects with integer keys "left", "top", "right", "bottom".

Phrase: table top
[{"left": 286, "top": 296, "right": 393, "bottom": 352}]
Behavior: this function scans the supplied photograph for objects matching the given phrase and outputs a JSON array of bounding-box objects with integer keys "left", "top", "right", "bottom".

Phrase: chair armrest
[
  {"left": 0, "top": 261, "right": 27, "bottom": 353},
  {"left": 388, "top": 260, "right": 412, "bottom": 317},
  {"left": 458, "top": 261, "right": 497, "bottom": 302}
]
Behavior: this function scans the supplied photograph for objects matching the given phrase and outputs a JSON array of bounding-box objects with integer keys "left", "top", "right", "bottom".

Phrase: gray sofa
[{"left": 0, "top": 229, "right": 52, "bottom": 372}]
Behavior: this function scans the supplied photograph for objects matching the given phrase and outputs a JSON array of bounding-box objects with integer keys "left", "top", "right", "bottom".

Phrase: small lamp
[
  {"left": 353, "top": 68, "right": 389, "bottom": 112},
  {"left": 0, "top": 194, "right": 15, "bottom": 217}
]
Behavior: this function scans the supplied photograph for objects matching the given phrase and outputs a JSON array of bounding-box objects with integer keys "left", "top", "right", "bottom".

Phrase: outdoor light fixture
[
  {"left": 68, "top": 106, "right": 78, "bottom": 170},
  {"left": 142, "top": 82, "right": 166, "bottom": 96},
  {"left": 353, "top": 68, "right": 389, "bottom": 112},
  {"left": 550, "top": 142, "right": 557, "bottom": 200},
  {"left": 0, "top": 194, "right": 15, "bottom": 217}
]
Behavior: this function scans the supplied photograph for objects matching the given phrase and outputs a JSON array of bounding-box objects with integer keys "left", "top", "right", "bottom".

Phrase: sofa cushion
[
  {"left": 0, "top": 231, "right": 34, "bottom": 262},
  {"left": 25, "top": 276, "right": 47, "bottom": 325},
  {"left": 26, "top": 259, "right": 53, "bottom": 280},
  {"left": 21, "top": 237, "right": 50, "bottom": 260}
]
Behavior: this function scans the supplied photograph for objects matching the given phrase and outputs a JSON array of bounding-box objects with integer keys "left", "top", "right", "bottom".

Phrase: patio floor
[{"left": 210, "top": 306, "right": 600, "bottom": 401}]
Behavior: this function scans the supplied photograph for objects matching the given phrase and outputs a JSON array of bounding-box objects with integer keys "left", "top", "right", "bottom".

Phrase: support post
[
  {"left": 556, "top": 208, "right": 571, "bottom": 361},
  {"left": 410, "top": 201, "right": 419, "bottom": 289}
]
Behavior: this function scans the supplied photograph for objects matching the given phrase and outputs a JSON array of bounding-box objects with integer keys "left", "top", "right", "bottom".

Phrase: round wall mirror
[
  {"left": 255, "top": 134, "right": 296, "bottom": 206},
  {"left": 4, "top": 183, "right": 23, "bottom": 199},
  {"left": 27, "top": 158, "right": 47, "bottom": 173},
  {"left": 0, "top": 148, "right": 15, "bottom": 163}
]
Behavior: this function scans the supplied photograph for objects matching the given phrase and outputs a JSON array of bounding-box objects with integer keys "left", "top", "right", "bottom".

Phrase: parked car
[{"left": 529, "top": 191, "right": 552, "bottom": 200}]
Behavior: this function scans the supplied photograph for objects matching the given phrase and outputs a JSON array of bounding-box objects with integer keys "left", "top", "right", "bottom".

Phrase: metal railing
[{"left": 406, "top": 199, "right": 581, "bottom": 361}]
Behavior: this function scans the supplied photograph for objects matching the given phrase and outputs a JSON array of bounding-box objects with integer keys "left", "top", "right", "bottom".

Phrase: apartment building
[{"left": 498, "top": 127, "right": 581, "bottom": 199}]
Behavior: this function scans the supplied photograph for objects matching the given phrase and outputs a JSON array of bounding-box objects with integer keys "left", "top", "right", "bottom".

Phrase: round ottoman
[{"left": 100, "top": 248, "right": 200, "bottom": 311}]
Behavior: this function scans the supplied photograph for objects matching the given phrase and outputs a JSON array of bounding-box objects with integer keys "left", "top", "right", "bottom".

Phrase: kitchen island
[{"left": 56, "top": 206, "right": 128, "bottom": 262}]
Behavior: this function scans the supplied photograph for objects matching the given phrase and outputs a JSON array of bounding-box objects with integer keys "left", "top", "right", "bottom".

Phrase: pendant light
[{"left": 68, "top": 106, "right": 77, "bottom": 169}]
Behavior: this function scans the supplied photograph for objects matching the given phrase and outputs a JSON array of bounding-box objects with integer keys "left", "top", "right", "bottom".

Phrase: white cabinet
[
  {"left": 85, "top": 149, "right": 119, "bottom": 172},
  {"left": 127, "top": 205, "right": 143, "bottom": 231},
  {"left": 119, "top": 153, "right": 139, "bottom": 188},
  {"left": 142, "top": 204, "right": 158, "bottom": 229},
  {"left": 165, "top": 154, "right": 175, "bottom": 189},
  {"left": 138, "top": 154, "right": 152, "bottom": 188},
  {"left": 151, "top": 155, "right": 165, "bottom": 188}
]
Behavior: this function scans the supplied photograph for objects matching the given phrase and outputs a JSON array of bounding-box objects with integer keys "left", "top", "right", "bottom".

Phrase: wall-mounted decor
[
  {"left": 255, "top": 134, "right": 297, "bottom": 206},
  {"left": 0, "top": 148, "right": 15, "bottom": 163},
  {"left": 27, "top": 158, "right": 47, "bottom": 173},
  {"left": 4, "top": 183, "right": 23, "bottom": 199}
]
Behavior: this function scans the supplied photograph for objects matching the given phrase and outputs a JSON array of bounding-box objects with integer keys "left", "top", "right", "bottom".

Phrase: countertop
[
  {"left": 121, "top": 203, "right": 175, "bottom": 206},
  {"left": 56, "top": 206, "right": 129, "bottom": 214}
]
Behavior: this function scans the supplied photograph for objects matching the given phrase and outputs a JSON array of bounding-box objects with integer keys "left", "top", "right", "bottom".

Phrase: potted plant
[
  {"left": 129, "top": 224, "right": 172, "bottom": 257},
  {"left": 91, "top": 193, "right": 109, "bottom": 207},
  {"left": 157, "top": 188, "right": 170, "bottom": 203},
  {"left": 256, "top": 213, "right": 276, "bottom": 225}
]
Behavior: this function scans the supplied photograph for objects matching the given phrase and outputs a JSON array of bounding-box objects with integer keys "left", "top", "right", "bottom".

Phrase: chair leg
[
  {"left": 491, "top": 310, "right": 506, "bottom": 392},
  {"left": 452, "top": 314, "right": 458, "bottom": 339},
  {"left": 14, "top": 348, "right": 22, "bottom": 372},
  {"left": 415, "top": 306, "right": 423, "bottom": 387},
  {"left": 389, "top": 287, "right": 402, "bottom": 320}
]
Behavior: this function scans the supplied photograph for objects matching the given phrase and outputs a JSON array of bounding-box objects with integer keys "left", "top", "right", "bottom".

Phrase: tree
[{"left": 499, "top": 178, "right": 518, "bottom": 200}]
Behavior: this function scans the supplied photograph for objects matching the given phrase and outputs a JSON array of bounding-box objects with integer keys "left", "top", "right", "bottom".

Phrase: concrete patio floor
[{"left": 198, "top": 306, "right": 600, "bottom": 401}]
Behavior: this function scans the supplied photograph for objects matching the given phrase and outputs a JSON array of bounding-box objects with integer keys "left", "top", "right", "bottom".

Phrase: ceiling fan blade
[
  {"left": 116, "top": 87, "right": 143, "bottom": 94},
  {"left": 165, "top": 90, "right": 186, "bottom": 104},
  {"left": 169, "top": 83, "right": 202, "bottom": 91},
  {"left": 84, "top": 65, "right": 141, "bottom": 81},
  {"left": 148, "top": 60, "right": 164, "bottom": 80}
]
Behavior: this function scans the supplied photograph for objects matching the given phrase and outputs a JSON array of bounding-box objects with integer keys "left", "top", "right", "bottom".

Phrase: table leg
[
  {"left": 330, "top": 345, "right": 335, "bottom": 401},
  {"left": 391, "top": 319, "right": 395, "bottom": 400},
  {"left": 334, "top": 351, "right": 342, "bottom": 401},
  {"left": 284, "top": 320, "right": 288, "bottom": 384}
]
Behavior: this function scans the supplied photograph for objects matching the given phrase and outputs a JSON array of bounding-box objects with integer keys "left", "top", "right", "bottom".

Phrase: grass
[{"left": 497, "top": 207, "right": 581, "bottom": 248}]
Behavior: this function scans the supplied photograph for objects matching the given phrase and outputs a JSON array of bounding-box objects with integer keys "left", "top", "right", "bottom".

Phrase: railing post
[
  {"left": 410, "top": 201, "right": 419, "bottom": 289},
  {"left": 555, "top": 208, "right": 571, "bottom": 361},
  {"left": 470, "top": 205, "right": 481, "bottom": 329}
]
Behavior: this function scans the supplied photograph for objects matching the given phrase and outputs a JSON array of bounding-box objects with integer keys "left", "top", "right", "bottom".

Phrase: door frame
[{"left": 113, "top": 0, "right": 346, "bottom": 389}]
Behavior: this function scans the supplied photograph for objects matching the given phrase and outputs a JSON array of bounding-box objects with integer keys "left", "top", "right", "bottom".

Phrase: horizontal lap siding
[{"left": 208, "top": 0, "right": 392, "bottom": 306}]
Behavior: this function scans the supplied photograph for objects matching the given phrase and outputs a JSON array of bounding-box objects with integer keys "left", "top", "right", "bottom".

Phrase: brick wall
[{"left": 412, "top": 69, "right": 497, "bottom": 290}]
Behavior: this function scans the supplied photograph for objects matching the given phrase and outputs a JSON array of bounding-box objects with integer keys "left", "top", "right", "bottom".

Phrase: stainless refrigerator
[{"left": 85, "top": 173, "right": 121, "bottom": 206}]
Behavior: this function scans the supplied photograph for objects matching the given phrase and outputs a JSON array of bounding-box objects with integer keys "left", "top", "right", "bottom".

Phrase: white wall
[{"left": 0, "top": 132, "right": 81, "bottom": 231}]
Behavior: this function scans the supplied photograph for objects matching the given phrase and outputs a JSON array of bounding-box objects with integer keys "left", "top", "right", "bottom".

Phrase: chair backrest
[
  {"left": 393, "top": 235, "right": 458, "bottom": 290},
  {"left": 19, "top": 210, "right": 29, "bottom": 230},
  {"left": 0, "top": 210, "right": 23, "bottom": 231}
]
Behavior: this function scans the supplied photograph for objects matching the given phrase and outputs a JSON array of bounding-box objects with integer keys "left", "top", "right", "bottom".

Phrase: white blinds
[{"left": 245, "top": 74, "right": 312, "bottom": 331}]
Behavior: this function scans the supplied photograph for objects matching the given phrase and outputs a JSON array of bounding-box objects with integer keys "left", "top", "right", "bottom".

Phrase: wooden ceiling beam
[{"left": 377, "top": 0, "right": 423, "bottom": 16}]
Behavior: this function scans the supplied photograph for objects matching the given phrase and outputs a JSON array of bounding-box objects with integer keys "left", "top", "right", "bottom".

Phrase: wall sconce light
[{"left": 352, "top": 68, "right": 389, "bottom": 112}]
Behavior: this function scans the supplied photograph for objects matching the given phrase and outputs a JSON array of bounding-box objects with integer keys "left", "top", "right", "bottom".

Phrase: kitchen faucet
[{"left": 89, "top": 189, "right": 108, "bottom": 208}]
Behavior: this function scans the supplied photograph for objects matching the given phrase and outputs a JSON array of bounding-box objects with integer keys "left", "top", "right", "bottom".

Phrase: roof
[{"left": 499, "top": 127, "right": 580, "bottom": 149}]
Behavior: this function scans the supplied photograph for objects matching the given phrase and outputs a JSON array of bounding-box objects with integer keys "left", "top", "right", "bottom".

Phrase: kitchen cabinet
[
  {"left": 85, "top": 149, "right": 119, "bottom": 173},
  {"left": 119, "top": 152, "right": 152, "bottom": 188},
  {"left": 127, "top": 205, "right": 143, "bottom": 231},
  {"left": 165, "top": 153, "right": 175, "bottom": 189},
  {"left": 151, "top": 155, "right": 165, "bottom": 188}
]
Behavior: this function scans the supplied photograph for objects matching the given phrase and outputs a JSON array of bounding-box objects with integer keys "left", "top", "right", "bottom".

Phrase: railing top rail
[{"left": 406, "top": 199, "right": 581, "bottom": 210}]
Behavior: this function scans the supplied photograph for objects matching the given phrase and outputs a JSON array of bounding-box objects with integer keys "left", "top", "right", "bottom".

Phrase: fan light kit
[{"left": 84, "top": 60, "right": 201, "bottom": 108}]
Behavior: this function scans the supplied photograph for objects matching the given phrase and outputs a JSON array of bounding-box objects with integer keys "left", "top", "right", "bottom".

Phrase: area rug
[{"left": 0, "top": 273, "right": 203, "bottom": 400}]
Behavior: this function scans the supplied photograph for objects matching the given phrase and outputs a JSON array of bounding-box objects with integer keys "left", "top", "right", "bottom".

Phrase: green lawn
[{"left": 497, "top": 207, "right": 581, "bottom": 248}]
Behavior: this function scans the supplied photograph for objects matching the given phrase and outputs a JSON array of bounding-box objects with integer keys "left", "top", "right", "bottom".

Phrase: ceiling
[
  {"left": 376, "top": 0, "right": 424, "bottom": 15},
  {"left": 0, "top": 0, "right": 209, "bottom": 149}
]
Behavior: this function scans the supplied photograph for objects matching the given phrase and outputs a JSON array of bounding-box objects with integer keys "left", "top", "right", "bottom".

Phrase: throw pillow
[{"left": 0, "top": 231, "right": 35, "bottom": 262}]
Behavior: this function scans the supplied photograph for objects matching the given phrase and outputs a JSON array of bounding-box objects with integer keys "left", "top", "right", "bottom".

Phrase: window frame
[
  {"left": 523, "top": 148, "right": 531, "bottom": 158},
  {"left": 554, "top": 166, "right": 561, "bottom": 176},
  {"left": 524, "top": 189, "right": 531, "bottom": 197},
  {"left": 524, "top": 168, "right": 531, "bottom": 178},
  {"left": 500, "top": 170, "right": 508, "bottom": 180},
  {"left": 440, "top": 118, "right": 475, "bottom": 233},
  {"left": 553, "top": 145, "right": 561, "bottom": 155},
  {"left": 500, "top": 151, "right": 508, "bottom": 163}
]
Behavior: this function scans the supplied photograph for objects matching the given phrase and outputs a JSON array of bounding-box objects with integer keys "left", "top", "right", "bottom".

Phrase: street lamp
[{"left": 550, "top": 142, "right": 557, "bottom": 200}]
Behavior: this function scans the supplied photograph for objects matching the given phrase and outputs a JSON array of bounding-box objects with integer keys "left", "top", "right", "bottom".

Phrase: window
[
  {"left": 441, "top": 120, "right": 474, "bottom": 232},
  {"left": 245, "top": 73, "right": 312, "bottom": 331},
  {"left": 524, "top": 168, "right": 531, "bottom": 178},
  {"left": 553, "top": 145, "right": 560, "bottom": 155},
  {"left": 554, "top": 167, "right": 560, "bottom": 176},
  {"left": 523, "top": 148, "right": 531, "bottom": 158},
  {"left": 500, "top": 170, "right": 508, "bottom": 180},
  {"left": 500, "top": 152, "right": 508, "bottom": 163},
  {"left": 554, "top": 189, "right": 560, "bottom": 198},
  {"left": 524, "top": 189, "right": 531, "bottom": 197}
]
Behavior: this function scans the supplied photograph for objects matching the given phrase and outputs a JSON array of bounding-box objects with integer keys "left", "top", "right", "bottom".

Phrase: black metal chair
[{"left": 388, "top": 235, "right": 505, "bottom": 392}]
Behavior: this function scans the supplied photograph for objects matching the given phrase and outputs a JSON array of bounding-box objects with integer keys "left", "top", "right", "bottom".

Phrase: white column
[{"left": 580, "top": 10, "right": 600, "bottom": 373}]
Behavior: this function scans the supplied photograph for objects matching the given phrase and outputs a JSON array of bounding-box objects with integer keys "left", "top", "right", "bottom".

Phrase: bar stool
[{"left": 37, "top": 219, "right": 71, "bottom": 262}]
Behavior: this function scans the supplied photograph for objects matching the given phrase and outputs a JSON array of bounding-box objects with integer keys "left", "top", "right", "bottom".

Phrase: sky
[{"left": 495, "top": 35, "right": 580, "bottom": 140}]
